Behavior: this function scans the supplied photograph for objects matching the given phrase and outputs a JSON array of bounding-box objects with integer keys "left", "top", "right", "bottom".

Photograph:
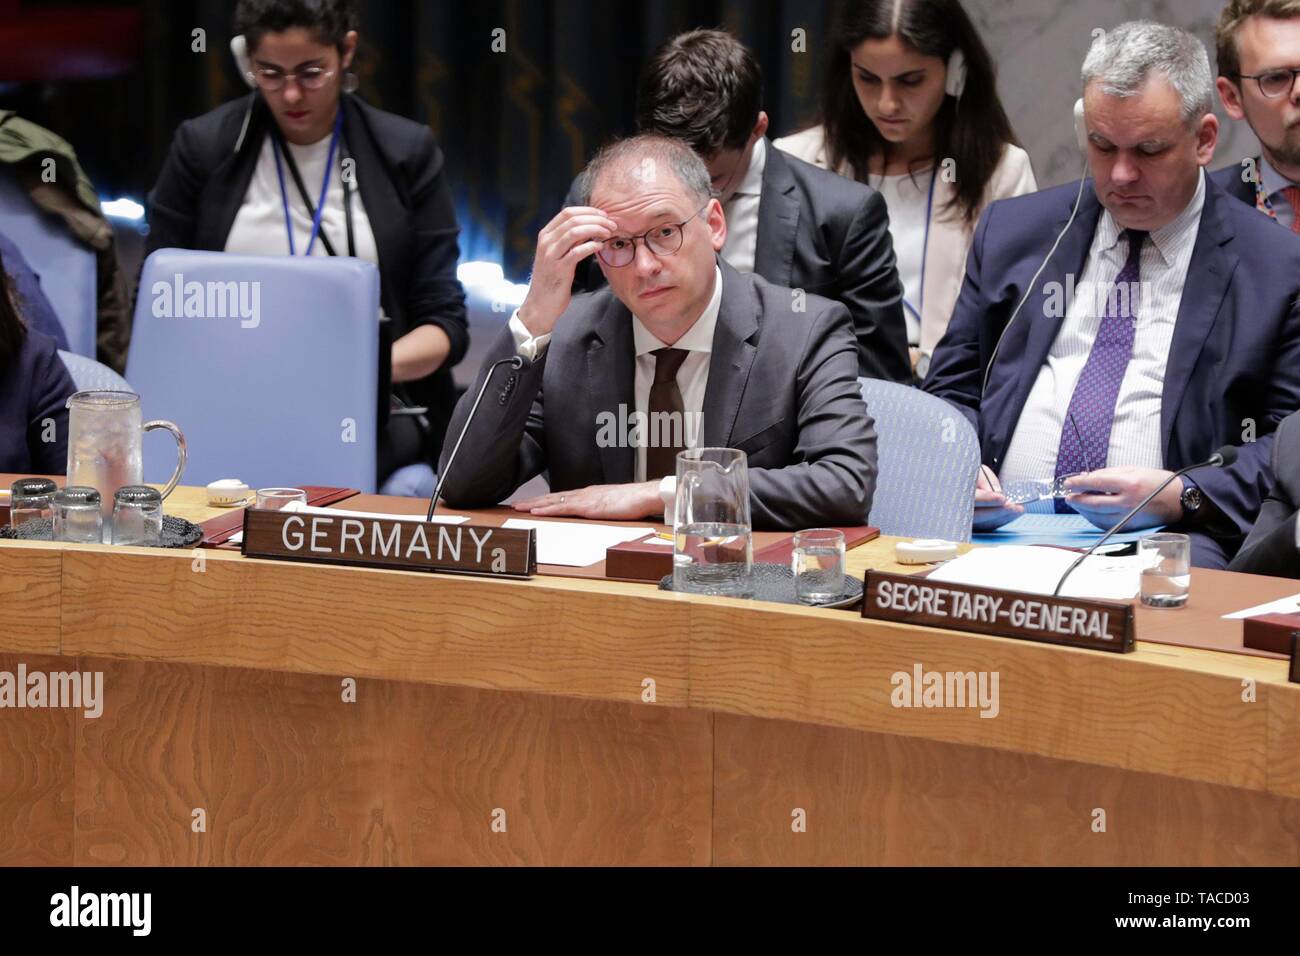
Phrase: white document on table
[
  {"left": 227, "top": 503, "right": 468, "bottom": 545},
  {"left": 501, "top": 518, "right": 655, "bottom": 567},
  {"left": 1222, "top": 594, "right": 1300, "bottom": 620},
  {"left": 927, "top": 545, "right": 1145, "bottom": 601}
]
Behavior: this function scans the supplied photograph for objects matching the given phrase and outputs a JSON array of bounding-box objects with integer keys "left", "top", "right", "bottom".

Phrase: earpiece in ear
[
  {"left": 231, "top": 34, "right": 256, "bottom": 89},
  {"left": 1074, "top": 98, "right": 1088, "bottom": 152},
  {"left": 945, "top": 49, "right": 968, "bottom": 99}
]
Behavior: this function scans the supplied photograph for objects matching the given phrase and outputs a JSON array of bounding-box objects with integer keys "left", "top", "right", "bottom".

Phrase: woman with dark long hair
[
  {"left": 0, "top": 253, "right": 75, "bottom": 473},
  {"left": 147, "top": 0, "right": 467, "bottom": 494},
  {"left": 776, "top": 0, "right": 1036, "bottom": 375}
]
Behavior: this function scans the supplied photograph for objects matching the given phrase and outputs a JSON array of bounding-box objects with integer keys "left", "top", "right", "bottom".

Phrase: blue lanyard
[
  {"left": 901, "top": 170, "right": 937, "bottom": 326},
  {"left": 271, "top": 109, "right": 341, "bottom": 256}
]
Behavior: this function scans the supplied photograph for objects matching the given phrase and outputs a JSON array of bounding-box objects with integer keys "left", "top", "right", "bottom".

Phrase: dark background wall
[{"left": 0, "top": 0, "right": 1256, "bottom": 283}]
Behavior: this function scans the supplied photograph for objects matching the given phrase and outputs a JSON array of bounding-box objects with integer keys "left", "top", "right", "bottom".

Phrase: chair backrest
[
  {"left": 126, "top": 248, "right": 380, "bottom": 492},
  {"left": 858, "top": 377, "right": 980, "bottom": 542},
  {"left": 0, "top": 169, "right": 97, "bottom": 357},
  {"left": 58, "top": 349, "right": 133, "bottom": 393}
]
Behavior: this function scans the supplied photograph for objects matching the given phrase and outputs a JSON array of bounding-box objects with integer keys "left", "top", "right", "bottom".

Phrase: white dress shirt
[
  {"left": 720, "top": 138, "right": 766, "bottom": 274},
  {"left": 225, "top": 131, "right": 379, "bottom": 265},
  {"left": 871, "top": 166, "right": 935, "bottom": 347},
  {"left": 509, "top": 265, "right": 723, "bottom": 506},
  {"left": 999, "top": 170, "right": 1206, "bottom": 504}
]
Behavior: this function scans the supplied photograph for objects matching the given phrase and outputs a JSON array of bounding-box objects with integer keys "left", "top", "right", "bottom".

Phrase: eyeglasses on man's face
[
  {"left": 249, "top": 66, "right": 337, "bottom": 92},
  {"left": 1236, "top": 67, "right": 1300, "bottom": 99},
  {"left": 597, "top": 202, "right": 711, "bottom": 268}
]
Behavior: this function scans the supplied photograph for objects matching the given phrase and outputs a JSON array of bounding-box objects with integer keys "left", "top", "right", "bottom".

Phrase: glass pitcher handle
[{"left": 143, "top": 420, "right": 188, "bottom": 499}]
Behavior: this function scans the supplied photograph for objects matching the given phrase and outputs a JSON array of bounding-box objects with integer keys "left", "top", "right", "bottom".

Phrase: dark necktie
[
  {"left": 1053, "top": 229, "right": 1147, "bottom": 510},
  {"left": 646, "top": 347, "right": 689, "bottom": 481}
]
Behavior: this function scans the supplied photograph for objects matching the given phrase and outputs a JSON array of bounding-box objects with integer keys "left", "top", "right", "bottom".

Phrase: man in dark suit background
[
  {"left": 1210, "top": 0, "right": 1300, "bottom": 225},
  {"left": 1230, "top": 410, "right": 1300, "bottom": 576},
  {"left": 567, "top": 29, "right": 911, "bottom": 383},
  {"left": 438, "top": 134, "right": 877, "bottom": 530},
  {"left": 925, "top": 21, "right": 1300, "bottom": 568}
]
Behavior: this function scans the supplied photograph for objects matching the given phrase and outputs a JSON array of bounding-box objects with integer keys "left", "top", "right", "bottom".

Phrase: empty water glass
[
  {"left": 255, "top": 488, "right": 308, "bottom": 510},
  {"left": 112, "top": 485, "right": 164, "bottom": 546},
  {"left": 1139, "top": 532, "right": 1190, "bottom": 608},
  {"left": 52, "top": 486, "right": 104, "bottom": 543},
  {"left": 10, "top": 478, "right": 56, "bottom": 531},
  {"left": 793, "top": 529, "right": 846, "bottom": 604}
]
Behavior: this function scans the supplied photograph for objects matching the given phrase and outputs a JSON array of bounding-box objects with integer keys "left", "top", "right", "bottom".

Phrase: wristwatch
[{"left": 1180, "top": 480, "right": 1203, "bottom": 516}]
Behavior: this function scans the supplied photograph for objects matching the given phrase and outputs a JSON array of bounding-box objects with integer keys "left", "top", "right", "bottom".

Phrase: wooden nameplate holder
[
  {"left": 861, "top": 570, "right": 1135, "bottom": 653},
  {"left": 241, "top": 509, "right": 537, "bottom": 578}
]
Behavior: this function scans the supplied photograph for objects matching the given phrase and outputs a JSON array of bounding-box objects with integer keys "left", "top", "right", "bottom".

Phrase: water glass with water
[
  {"left": 793, "top": 529, "right": 846, "bottom": 604},
  {"left": 1139, "top": 532, "right": 1190, "bottom": 608},
  {"left": 255, "top": 488, "right": 308, "bottom": 510},
  {"left": 673, "top": 448, "right": 752, "bottom": 597}
]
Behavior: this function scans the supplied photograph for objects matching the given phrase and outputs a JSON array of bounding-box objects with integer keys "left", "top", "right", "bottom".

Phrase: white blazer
[{"left": 774, "top": 125, "right": 1037, "bottom": 357}]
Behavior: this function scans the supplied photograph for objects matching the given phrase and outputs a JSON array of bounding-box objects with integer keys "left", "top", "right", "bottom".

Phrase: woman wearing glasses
[
  {"left": 775, "top": 0, "right": 1035, "bottom": 378},
  {"left": 146, "top": 0, "right": 466, "bottom": 494}
]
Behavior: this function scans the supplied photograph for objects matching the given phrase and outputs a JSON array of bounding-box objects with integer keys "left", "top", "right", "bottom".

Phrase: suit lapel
[
  {"left": 753, "top": 141, "right": 799, "bottom": 285},
  {"left": 1160, "top": 178, "right": 1237, "bottom": 460},
  {"left": 703, "top": 263, "right": 760, "bottom": 446},
  {"left": 589, "top": 294, "right": 636, "bottom": 483}
]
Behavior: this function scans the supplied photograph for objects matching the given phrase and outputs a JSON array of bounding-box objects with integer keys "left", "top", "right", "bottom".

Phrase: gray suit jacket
[
  {"left": 1229, "top": 411, "right": 1300, "bottom": 578},
  {"left": 438, "top": 260, "right": 878, "bottom": 530}
]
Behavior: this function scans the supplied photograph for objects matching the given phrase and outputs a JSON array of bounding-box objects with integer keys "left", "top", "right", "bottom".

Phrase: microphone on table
[
  {"left": 426, "top": 354, "right": 531, "bottom": 520},
  {"left": 1051, "top": 445, "right": 1239, "bottom": 597}
]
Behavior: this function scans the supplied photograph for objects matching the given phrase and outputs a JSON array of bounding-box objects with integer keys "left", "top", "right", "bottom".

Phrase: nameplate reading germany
[
  {"left": 861, "top": 570, "right": 1135, "bottom": 653},
  {"left": 241, "top": 509, "right": 537, "bottom": 578}
]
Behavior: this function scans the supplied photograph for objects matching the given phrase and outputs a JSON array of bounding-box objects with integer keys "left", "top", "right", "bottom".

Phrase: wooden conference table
[{"left": 2, "top": 482, "right": 1299, "bottom": 866}]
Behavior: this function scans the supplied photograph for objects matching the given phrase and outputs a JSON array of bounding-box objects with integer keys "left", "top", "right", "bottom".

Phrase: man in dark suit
[
  {"left": 925, "top": 21, "right": 1300, "bottom": 568},
  {"left": 1230, "top": 411, "right": 1300, "bottom": 576},
  {"left": 1210, "top": 0, "right": 1300, "bottom": 225},
  {"left": 438, "top": 134, "right": 877, "bottom": 530},
  {"left": 567, "top": 29, "right": 910, "bottom": 383}
]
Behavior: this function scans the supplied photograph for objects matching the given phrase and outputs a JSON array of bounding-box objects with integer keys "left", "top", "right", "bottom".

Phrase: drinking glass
[
  {"left": 10, "top": 477, "right": 56, "bottom": 531},
  {"left": 112, "top": 485, "right": 164, "bottom": 546},
  {"left": 793, "top": 529, "right": 846, "bottom": 604},
  {"left": 1139, "top": 532, "right": 1190, "bottom": 608},
  {"left": 255, "top": 488, "right": 308, "bottom": 510},
  {"left": 52, "top": 486, "right": 104, "bottom": 543}
]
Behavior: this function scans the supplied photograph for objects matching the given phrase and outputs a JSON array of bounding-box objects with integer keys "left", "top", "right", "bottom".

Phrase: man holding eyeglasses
[
  {"left": 1212, "top": 1, "right": 1300, "bottom": 228},
  {"left": 437, "top": 134, "right": 878, "bottom": 529}
]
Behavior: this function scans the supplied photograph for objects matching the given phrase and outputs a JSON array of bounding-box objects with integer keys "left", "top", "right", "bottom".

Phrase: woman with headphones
[
  {"left": 776, "top": 0, "right": 1036, "bottom": 378},
  {"left": 146, "top": 0, "right": 467, "bottom": 494}
]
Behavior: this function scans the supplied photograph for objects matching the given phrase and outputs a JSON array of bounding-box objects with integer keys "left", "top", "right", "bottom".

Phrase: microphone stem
[
  {"left": 1051, "top": 462, "right": 1205, "bottom": 597},
  {"left": 426, "top": 356, "right": 523, "bottom": 521}
]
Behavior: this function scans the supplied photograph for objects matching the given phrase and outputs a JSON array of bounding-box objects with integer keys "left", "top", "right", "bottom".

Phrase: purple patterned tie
[{"left": 1053, "top": 229, "right": 1147, "bottom": 511}]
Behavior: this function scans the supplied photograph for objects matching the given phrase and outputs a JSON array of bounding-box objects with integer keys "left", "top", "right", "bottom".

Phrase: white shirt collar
[
  {"left": 1096, "top": 168, "right": 1205, "bottom": 266},
  {"left": 732, "top": 138, "right": 766, "bottom": 198},
  {"left": 632, "top": 264, "right": 723, "bottom": 357}
]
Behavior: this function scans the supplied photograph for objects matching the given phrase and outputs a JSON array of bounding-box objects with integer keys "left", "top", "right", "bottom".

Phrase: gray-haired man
[{"left": 925, "top": 21, "right": 1300, "bottom": 567}]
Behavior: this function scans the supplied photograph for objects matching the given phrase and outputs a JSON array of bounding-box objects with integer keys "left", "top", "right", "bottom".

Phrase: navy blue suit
[
  {"left": 924, "top": 173, "right": 1300, "bottom": 566},
  {"left": 1209, "top": 160, "right": 1257, "bottom": 207},
  {"left": 0, "top": 326, "right": 75, "bottom": 474}
]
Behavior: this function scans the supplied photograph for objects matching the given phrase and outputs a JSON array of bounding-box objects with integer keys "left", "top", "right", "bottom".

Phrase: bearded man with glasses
[
  {"left": 437, "top": 134, "right": 878, "bottom": 530},
  {"left": 1213, "top": 0, "right": 1300, "bottom": 229}
]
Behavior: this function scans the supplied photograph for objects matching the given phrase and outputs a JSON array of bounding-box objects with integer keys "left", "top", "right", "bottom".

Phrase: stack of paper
[
  {"left": 501, "top": 518, "right": 654, "bottom": 567},
  {"left": 928, "top": 545, "right": 1148, "bottom": 600}
]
